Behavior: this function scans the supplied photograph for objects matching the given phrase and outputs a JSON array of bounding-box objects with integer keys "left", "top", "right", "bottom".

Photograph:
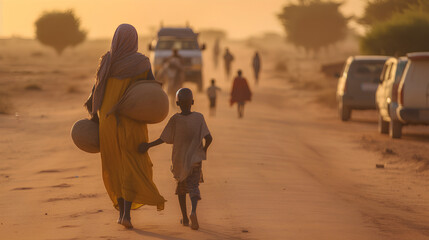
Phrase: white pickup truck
[
  {"left": 392, "top": 52, "right": 429, "bottom": 138},
  {"left": 148, "top": 27, "right": 205, "bottom": 91}
]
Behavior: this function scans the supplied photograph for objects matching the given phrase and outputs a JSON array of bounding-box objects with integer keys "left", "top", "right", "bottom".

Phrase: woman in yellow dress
[{"left": 85, "top": 24, "right": 165, "bottom": 229}]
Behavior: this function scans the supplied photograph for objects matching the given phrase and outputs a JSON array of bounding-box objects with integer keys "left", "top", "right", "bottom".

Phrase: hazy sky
[{"left": 0, "top": 0, "right": 365, "bottom": 39}]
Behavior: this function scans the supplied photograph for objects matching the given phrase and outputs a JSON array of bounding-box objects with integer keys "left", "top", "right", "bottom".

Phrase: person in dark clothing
[
  {"left": 223, "top": 48, "right": 234, "bottom": 80},
  {"left": 230, "top": 70, "right": 252, "bottom": 118},
  {"left": 252, "top": 51, "right": 261, "bottom": 85}
]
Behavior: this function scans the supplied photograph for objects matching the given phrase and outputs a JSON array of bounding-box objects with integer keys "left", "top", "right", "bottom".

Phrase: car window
[
  {"left": 349, "top": 60, "right": 385, "bottom": 82},
  {"left": 395, "top": 60, "right": 408, "bottom": 83},
  {"left": 156, "top": 40, "right": 199, "bottom": 50},
  {"left": 380, "top": 63, "right": 391, "bottom": 82}
]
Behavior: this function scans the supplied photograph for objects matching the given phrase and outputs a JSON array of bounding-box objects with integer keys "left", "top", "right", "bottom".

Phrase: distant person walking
[
  {"left": 252, "top": 51, "right": 261, "bottom": 85},
  {"left": 213, "top": 38, "right": 220, "bottom": 69},
  {"left": 206, "top": 79, "right": 221, "bottom": 116},
  {"left": 84, "top": 24, "right": 165, "bottom": 229},
  {"left": 158, "top": 49, "right": 185, "bottom": 106},
  {"left": 230, "top": 70, "right": 252, "bottom": 118},
  {"left": 223, "top": 48, "right": 234, "bottom": 80}
]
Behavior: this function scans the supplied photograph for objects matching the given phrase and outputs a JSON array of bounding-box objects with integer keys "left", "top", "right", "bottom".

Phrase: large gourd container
[
  {"left": 70, "top": 118, "right": 100, "bottom": 153},
  {"left": 108, "top": 80, "right": 169, "bottom": 123}
]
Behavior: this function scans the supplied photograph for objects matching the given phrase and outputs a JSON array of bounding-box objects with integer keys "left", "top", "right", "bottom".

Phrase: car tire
[
  {"left": 389, "top": 120, "right": 402, "bottom": 139},
  {"left": 378, "top": 114, "right": 389, "bottom": 134},
  {"left": 339, "top": 101, "right": 351, "bottom": 121}
]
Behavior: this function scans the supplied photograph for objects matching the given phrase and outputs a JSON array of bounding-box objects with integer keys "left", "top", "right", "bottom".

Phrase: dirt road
[{"left": 1, "top": 40, "right": 429, "bottom": 240}]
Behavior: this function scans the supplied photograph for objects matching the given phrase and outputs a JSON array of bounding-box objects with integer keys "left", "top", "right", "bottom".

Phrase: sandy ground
[{"left": 1, "top": 39, "right": 429, "bottom": 240}]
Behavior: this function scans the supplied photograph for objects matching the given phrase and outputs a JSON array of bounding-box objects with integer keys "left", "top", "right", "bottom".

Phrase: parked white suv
[
  {"left": 337, "top": 56, "right": 389, "bottom": 121},
  {"left": 392, "top": 52, "right": 429, "bottom": 138},
  {"left": 149, "top": 27, "right": 205, "bottom": 91},
  {"left": 376, "top": 57, "right": 408, "bottom": 136}
]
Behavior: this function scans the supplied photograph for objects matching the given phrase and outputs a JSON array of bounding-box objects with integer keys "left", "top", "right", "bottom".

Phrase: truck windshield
[{"left": 156, "top": 40, "right": 199, "bottom": 50}]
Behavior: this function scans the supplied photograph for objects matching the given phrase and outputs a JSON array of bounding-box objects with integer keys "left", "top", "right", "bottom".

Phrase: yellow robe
[{"left": 98, "top": 71, "right": 165, "bottom": 210}]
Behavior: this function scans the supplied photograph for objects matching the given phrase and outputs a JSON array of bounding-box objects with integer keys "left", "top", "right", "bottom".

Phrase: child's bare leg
[
  {"left": 178, "top": 194, "right": 189, "bottom": 226},
  {"left": 188, "top": 168, "right": 201, "bottom": 230},
  {"left": 191, "top": 196, "right": 198, "bottom": 214},
  {"left": 189, "top": 196, "right": 199, "bottom": 230},
  {"left": 117, "top": 197, "right": 124, "bottom": 224},
  {"left": 121, "top": 200, "right": 133, "bottom": 229}
]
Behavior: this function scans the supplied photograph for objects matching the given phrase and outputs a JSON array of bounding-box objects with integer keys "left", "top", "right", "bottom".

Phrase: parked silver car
[
  {"left": 337, "top": 56, "right": 389, "bottom": 121},
  {"left": 392, "top": 52, "right": 429, "bottom": 138},
  {"left": 376, "top": 57, "right": 408, "bottom": 136}
]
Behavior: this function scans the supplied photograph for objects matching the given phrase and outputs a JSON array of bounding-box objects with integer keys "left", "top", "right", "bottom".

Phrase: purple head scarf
[{"left": 90, "top": 24, "right": 151, "bottom": 115}]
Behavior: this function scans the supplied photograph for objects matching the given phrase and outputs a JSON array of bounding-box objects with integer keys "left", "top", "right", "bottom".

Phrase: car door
[
  {"left": 377, "top": 62, "right": 393, "bottom": 118},
  {"left": 383, "top": 62, "right": 397, "bottom": 118},
  {"left": 337, "top": 57, "right": 352, "bottom": 98}
]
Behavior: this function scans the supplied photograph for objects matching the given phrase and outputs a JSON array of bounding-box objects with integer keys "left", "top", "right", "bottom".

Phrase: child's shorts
[{"left": 176, "top": 163, "right": 202, "bottom": 200}]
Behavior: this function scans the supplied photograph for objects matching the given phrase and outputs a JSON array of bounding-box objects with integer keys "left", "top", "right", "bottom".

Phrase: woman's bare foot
[
  {"left": 121, "top": 217, "right": 133, "bottom": 229},
  {"left": 180, "top": 218, "right": 189, "bottom": 226},
  {"left": 189, "top": 213, "right": 199, "bottom": 230},
  {"left": 117, "top": 216, "right": 122, "bottom": 224}
]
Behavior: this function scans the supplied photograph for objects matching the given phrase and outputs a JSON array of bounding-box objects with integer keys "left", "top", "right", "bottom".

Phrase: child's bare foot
[
  {"left": 180, "top": 218, "right": 189, "bottom": 226},
  {"left": 121, "top": 217, "right": 133, "bottom": 229},
  {"left": 189, "top": 213, "right": 199, "bottom": 230}
]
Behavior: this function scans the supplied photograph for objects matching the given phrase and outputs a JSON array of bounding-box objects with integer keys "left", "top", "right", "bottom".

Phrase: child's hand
[{"left": 138, "top": 142, "right": 150, "bottom": 153}]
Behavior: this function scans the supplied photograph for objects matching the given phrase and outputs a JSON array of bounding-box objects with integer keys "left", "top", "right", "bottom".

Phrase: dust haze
[{"left": 1, "top": 1, "right": 429, "bottom": 240}]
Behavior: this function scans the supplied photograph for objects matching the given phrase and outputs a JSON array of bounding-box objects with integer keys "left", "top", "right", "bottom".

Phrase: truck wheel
[
  {"left": 339, "top": 101, "right": 351, "bottom": 121},
  {"left": 378, "top": 114, "right": 389, "bottom": 134},
  {"left": 389, "top": 120, "right": 402, "bottom": 139}
]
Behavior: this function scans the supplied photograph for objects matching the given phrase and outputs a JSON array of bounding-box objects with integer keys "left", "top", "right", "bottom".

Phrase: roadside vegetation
[
  {"left": 277, "top": 0, "right": 349, "bottom": 57},
  {"left": 35, "top": 10, "right": 86, "bottom": 55},
  {"left": 359, "top": 0, "right": 425, "bottom": 25},
  {"left": 360, "top": 0, "right": 429, "bottom": 55}
]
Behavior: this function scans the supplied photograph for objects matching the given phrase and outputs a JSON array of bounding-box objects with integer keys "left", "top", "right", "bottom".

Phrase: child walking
[
  {"left": 138, "top": 88, "right": 213, "bottom": 230},
  {"left": 206, "top": 79, "right": 221, "bottom": 116}
]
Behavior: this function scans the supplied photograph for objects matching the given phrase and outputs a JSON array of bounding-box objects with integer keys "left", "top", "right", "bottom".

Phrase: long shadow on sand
[
  {"left": 132, "top": 229, "right": 187, "bottom": 240},
  {"left": 197, "top": 228, "right": 245, "bottom": 240},
  {"left": 349, "top": 118, "right": 378, "bottom": 125},
  {"left": 132, "top": 228, "right": 246, "bottom": 240}
]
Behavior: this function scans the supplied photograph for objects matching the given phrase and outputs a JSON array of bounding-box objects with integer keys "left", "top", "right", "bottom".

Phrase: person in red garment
[{"left": 230, "top": 70, "right": 252, "bottom": 118}]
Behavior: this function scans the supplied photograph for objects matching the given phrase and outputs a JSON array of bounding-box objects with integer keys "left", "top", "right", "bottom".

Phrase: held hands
[
  {"left": 138, "top": 138, "right": 164, "bottom": 154},
  {"left": 138, "top": 142, "right": 150, "bottom": 153}
]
